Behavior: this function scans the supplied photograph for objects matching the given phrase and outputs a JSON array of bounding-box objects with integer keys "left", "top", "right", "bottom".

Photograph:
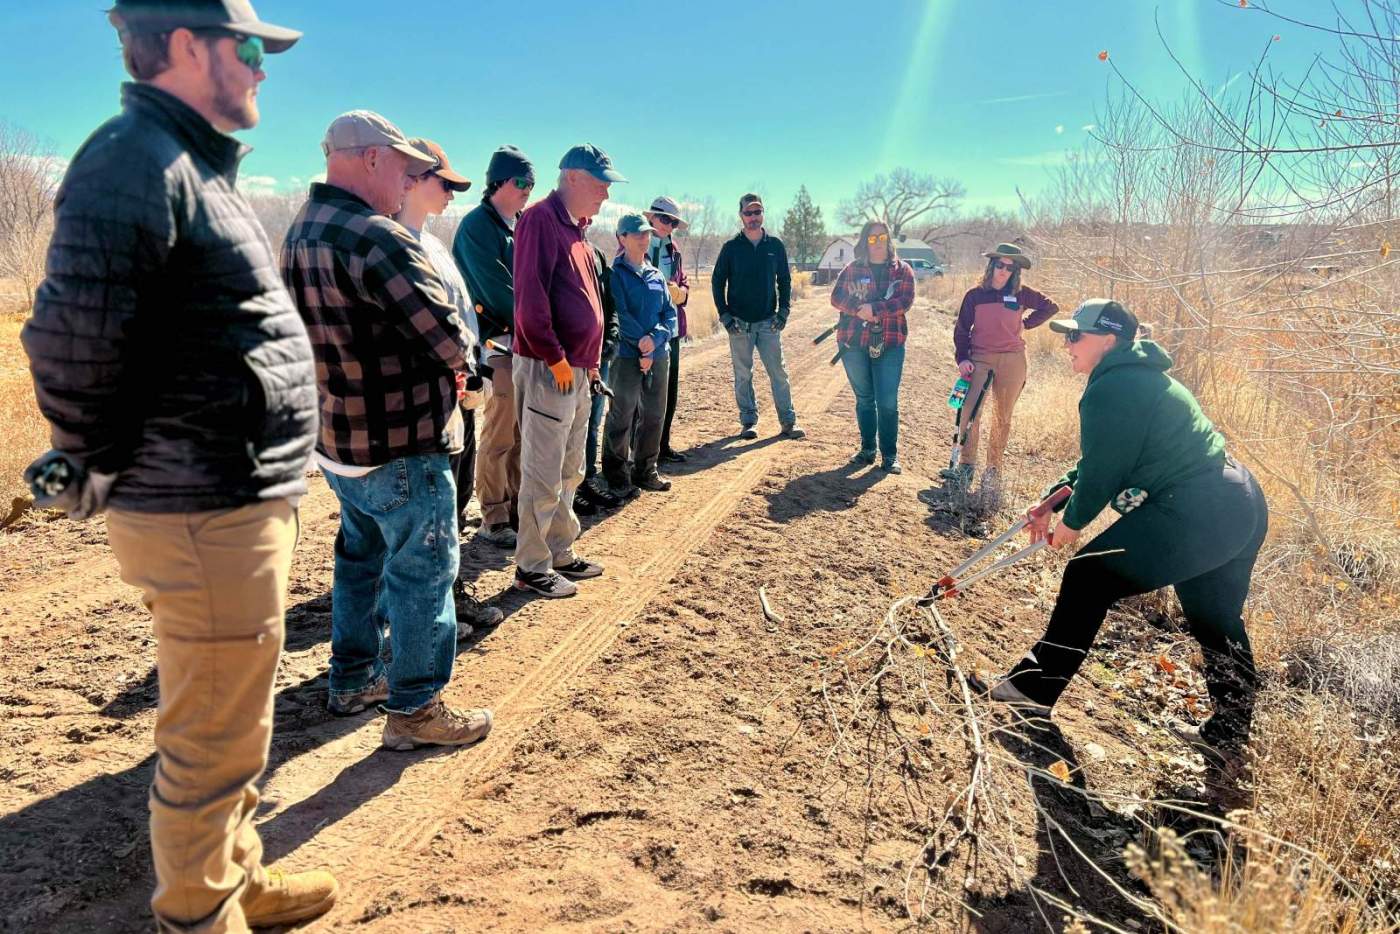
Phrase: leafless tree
[
  {"left": 837, "top": 168, "right": 965, "bottom": 240},
  {"left": 0, "top": 121, "right": 61, "bottom": 308}
]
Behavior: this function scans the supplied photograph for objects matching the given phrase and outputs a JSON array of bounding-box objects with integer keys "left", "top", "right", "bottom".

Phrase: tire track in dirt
[{"left": 294, "top": 300, "right": 852, "bottom": 925}]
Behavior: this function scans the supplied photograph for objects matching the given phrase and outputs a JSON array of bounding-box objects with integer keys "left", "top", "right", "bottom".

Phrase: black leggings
[
  {"left": 1010, "top": 459, "right": 1268, "bottom": 736},
  {"left": 659, "top": 336, "right": 681, "bottom": 453}
]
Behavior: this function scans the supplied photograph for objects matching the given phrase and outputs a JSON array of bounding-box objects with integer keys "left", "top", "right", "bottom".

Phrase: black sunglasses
[
  {"left": 1064, "top": 330, "right": 1085, "bottom": 343},
  {"left": 991, "top": 259, "right": 1016, "bottom": 271},
  {"left": 742, "top": 209, "right": 763, "bottom": 217},
  {"left": 653, "top": 215, "right": 680, "bottom": 227}
]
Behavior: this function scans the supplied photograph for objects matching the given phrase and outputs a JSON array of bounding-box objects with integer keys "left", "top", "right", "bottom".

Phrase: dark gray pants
[{"left": 602, "top": 354, "right": 671, "bottom": 485}]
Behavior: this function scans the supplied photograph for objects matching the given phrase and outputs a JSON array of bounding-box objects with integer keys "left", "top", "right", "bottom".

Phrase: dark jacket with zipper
[
  {"left": 21, "top": 83, "right": 317, "bottom": 513},
  {"left": 712, "top": 230, "right": 792, "bottom": 325},
  {"left": 451, "top": 199, "right": 516, "bottom": 342}
]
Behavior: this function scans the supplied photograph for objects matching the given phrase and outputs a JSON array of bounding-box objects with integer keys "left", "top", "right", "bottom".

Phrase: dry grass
[{"left": 0, "top": 312, "right": 45, "bottom": 503}]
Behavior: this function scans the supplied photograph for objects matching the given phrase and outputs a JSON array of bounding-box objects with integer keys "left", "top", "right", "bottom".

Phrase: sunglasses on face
[
  {"left": 992, "top": 259, "right": 1016, "bottom": 271},
  {"left": 742, "top": 209, "right": 763, "bottom": 217},
  {"left": 1064, "top": 330, "right": 1085, "bottom": 344},
  {"left": 866, "top": 233, "right": 890, "bottom": 244},
  {"left": 194, "top": 29, "right": 264, "bottom": 71},
  {"left": 512, "top": 177, "right": 534, "bottom": 191},
  {"left": 654, "top": 215, "right": 679, "bottom": 227}
]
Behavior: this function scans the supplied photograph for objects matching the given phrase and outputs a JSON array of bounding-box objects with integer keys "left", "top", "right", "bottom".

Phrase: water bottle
[{"left": 948, "top": 376, "right": 970, "bottom": 409}]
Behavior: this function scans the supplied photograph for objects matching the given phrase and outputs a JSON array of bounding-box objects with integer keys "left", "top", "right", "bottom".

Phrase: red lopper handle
[{"left": 1028, "top": 485, "right": 1072, "bottom": 520}]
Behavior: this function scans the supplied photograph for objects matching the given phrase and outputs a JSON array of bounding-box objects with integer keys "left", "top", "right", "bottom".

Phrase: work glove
[
  {"left": 775, "top": 316, "right": 788, "bottom": 331},
  {"left": 548, "top": 357, "right": 575, "bottom": 392},
  {"left": 958, "top": 360, "right": 975, "bottom": 378},
  {"left": 721, "top": 315, "right": 742, "bottom": 335},
  {"left": 667, "top": 282, "right": 686, "bottom": 305},
  {"left": 25, "top": 451, "right": 117, "bottom": 520}
]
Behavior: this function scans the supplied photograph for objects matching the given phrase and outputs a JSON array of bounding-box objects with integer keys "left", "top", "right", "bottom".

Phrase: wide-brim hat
[
  {"left": 982, "top": 242, "right": 1032, "bottom": 269},
  {"left": 1049, "top": 298, "right": 1138, "bottom": 341},
  {"left": 644, "top": 196, "right": 688, "bottom": 232},
  {"left": 405, "top": 137, "right": 472, "bottom": 191},
  {"left": 109, "top": 0, "right": 302, "bottom": 53}
]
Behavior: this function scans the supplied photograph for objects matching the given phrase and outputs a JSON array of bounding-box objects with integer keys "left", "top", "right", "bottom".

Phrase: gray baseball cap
[
  {"left": 321, "top": 111, "right": 435, "bottom": 172},
  {"left": 559, "top": 144, "right": 627, "bottom": 183},
  {"left": 615, "top": 212, "right": 656, "bottom": 236},
  {"left": 108, "top": 0, "right": 301, "bottom": 53}
]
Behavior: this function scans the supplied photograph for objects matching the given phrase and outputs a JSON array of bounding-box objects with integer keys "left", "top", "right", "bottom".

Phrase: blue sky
[{"left": 0, "top": 1, "right": 1352, "bottom": 225}]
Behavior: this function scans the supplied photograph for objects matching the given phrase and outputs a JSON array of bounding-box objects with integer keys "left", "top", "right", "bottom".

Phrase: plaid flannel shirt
[
  {"left": 281, "top": 183, "right": 473, "bottom": 467},
  {"left": 830, "top": 259, "right": 915, "bottom": 349}
]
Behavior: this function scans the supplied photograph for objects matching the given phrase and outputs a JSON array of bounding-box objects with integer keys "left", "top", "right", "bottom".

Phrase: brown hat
[
  {"left": 982, "top": 242, "right": 1031, "bottom": 269},
  {"left": 405, "top": 137, "right": 472, "bottom": 191}
]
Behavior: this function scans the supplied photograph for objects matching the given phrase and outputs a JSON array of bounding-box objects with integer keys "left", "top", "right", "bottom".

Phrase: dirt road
[{"left": 2, "top": 289, "right": 1153, "bottom": 932}]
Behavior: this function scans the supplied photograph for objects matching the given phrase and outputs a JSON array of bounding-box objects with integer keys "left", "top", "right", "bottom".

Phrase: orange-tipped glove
[
  {"left": 667, "top": 282, "right": 686, "bottom": 305},
  {"left": 548, "top": 357, "right": 574, "bottom": 392}
]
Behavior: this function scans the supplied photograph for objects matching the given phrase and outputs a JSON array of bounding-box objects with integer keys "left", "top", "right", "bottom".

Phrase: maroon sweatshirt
[
  {"left": 512, "top": 189, "right": 604, "bottom": 368},
  {"left": 952, "top": 285, "right": 1058, "bottom": 363}
]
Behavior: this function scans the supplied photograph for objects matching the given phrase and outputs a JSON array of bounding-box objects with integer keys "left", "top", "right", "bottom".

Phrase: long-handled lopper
[
  {"left": 946, "top": 369, "right": 994, "bottom": 473},
  {"left": 917, "top": 485, "right": 1072, "bottom": 605}
]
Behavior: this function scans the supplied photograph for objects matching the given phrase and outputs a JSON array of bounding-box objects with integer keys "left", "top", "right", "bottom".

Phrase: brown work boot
[
  {"left": 242, "top": 868, "right": 338, "bottom": 928},
  {"left": 381, "top": 695, "right": 494, "bottom": 751}
]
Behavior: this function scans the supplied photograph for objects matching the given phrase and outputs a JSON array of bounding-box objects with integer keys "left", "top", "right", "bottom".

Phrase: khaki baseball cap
[
  {"left": 320, "top": 111, "right": 434, "bottom": 172},
  {"left": 404, "top": 137, "right": 472, "bottom": 191}
]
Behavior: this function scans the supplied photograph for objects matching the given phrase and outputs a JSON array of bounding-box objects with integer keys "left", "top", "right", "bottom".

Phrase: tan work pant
[
  {"left": 106, "top": 499, "right": 298, "bottom": 933},
  {"left": 476, "top": 354, "right": 522, "bottom": 527},
  {"left": 513, "top": 356, "right": 591, "bottom": 576},
  {"left": 960, "top": 348, "right": 1028, "bottom": 471}
]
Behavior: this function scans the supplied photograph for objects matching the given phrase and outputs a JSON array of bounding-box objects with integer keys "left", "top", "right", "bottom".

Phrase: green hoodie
[{"left": 1058, "top": 339, "right": 1226, "bottom": 530}]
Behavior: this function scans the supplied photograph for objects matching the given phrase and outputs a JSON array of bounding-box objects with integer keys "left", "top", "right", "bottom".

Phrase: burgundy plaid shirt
[{"left": 830, "top": 259, "right": 916, "bottom": 349}]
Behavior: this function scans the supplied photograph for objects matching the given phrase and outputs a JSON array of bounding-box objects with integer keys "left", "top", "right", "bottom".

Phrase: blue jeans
[
  {"left": 727, "top": 319, "right": 795, "bottom": 428},
  {"left": 585, "top": 356, "right": 612, "bottom": 478},
  {"left": 323, "top": 454, "right": 459, "bottom": 714},
  {"left": 841, "top": 343, "right": 905, "bottom": 460}
]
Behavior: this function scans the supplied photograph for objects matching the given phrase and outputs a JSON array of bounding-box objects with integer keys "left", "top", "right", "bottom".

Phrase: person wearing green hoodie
[{"left": 982, "top": 299, "right": 1268, "bottom": 756}]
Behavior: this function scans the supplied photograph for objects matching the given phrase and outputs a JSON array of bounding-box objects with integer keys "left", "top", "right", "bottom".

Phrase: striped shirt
[{"left": 281, "top": 183, "right": 473, "bottom": 467}]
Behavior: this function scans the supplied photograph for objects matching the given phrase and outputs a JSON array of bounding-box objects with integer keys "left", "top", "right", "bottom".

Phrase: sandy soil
[{"left": 1, "top": 289, "right": 1221, "bottom": 932}]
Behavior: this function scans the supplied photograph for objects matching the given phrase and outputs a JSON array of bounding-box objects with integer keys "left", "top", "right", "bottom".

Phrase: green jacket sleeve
[
  {"left": 451, "top": 212, "right": 514, "bottom": 336},
  {"left": 1061, "top": 375, "right": 1153, "bottom": 530}
]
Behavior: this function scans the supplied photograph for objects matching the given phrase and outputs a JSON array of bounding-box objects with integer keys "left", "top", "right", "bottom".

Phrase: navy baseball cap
[
  {"left": 559, "top": 144, "right": 627, "bottom": 183},
  {"left": 1049, "top": 298, "right": 1139, "bottom": 341}
]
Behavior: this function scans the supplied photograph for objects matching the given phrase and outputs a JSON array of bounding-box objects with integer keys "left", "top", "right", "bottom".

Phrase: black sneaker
[
  {"left": 573, "top": 496, "right": 598, "bottom": 516},
  {"left": 578, "top": 477, "right": 622, "bottom": 508},
  {"left": 605, "top": 477, "right": 640, "bottom": 501},
  {"left": 513, "top": 569, "right": 578, "bottom": 598},
  {"left": 882, "top": 460, "right": 903, "bottom": 474},
  {"left": 554, "top": 558, "right": 604, "bottom": 580},
  {"left": 739, "top": 426, "right": 759, "bottom": 440},
  {"left": 660, "top": 448, "right": 687, "bottom": 463},
  {"left": 635, "top": 473, "right": 672, "bottom": 492}
]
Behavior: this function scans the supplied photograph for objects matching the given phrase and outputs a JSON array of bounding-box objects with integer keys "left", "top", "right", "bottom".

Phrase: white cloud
[
  {"left": 1081, "top": 123, "right": 1096, "bottom": 132},
  {"left": 239, "top": 174, "right": 279, "bottom": 196},
  {"left": 1054, "top": 124, "right": 1065, "bottom": 135}
]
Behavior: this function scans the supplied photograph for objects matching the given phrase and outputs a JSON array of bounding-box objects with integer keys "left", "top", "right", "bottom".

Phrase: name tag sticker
[{"left": 647, "top": 282, "right": 665, "bottom": 291}]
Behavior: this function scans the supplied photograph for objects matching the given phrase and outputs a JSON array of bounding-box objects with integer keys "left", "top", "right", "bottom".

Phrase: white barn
[{"left": 815, "top": 234, "right": 940, "bottom": 283}]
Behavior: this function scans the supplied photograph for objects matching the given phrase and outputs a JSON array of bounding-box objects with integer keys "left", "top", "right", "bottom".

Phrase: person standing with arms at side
[
  {"left": 283, "top": 111, "right": 493, "bottom": 751},
  {"left": 830, "top": 220, "right": 916, "bottom": 474},
  {"left": 21, "top": 2, "right": 337, "bottom": 928},
  {"left": 943, "top": 243, "right": 1058, "bottom": 499},
  {"left": 393, "top": 137, "right": 504, "bottom": 630},
  {"left": 511, "top": 144, "right": 625, "bottom": 598},
  {"left": 452, "top": 145, "right": 534, "bottom": 550},
  {"left": 643, "top": 196, "right": 691, "bottom": 462},
  {"left": 602, "top": 213, "right": 678, "bottom": 496},
  {"left": 711, "top": 193, "right": 803, "bottom": 440}
]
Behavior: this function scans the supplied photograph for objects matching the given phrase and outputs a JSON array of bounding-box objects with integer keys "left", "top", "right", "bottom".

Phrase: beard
[{"left": 209, "top": 53, "right": 258, "bottom": 130}]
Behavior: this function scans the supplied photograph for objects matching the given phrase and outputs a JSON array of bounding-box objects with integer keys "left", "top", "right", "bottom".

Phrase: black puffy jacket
[{"left": 22, "top": 83, "right": 317, "bottom": 513}]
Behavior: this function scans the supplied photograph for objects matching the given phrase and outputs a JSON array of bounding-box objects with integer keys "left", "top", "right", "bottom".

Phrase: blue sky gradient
[{"left": 0, "top": 1, "right": 1353, "bottom": 223}]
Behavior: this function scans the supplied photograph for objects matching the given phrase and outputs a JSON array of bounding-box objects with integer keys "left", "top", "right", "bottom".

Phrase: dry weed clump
[{"left": 0, "top": 313, "right": 46, "bottom": 503}]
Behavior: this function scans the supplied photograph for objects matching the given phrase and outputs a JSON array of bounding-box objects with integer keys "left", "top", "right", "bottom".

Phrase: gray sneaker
[
  {"left": 739, "top": 425, "right": 758, "bottom": 440},
  {"left": 327, "top": 674, "right": 388, "bottom": 717},
  {"left": 476, "top": 522, "right": 517, "bottom": 549},
  {"left": 938, "top": 463, "right": 976, "bottom": 489},
  {"left": 381, "top": 695, "right": 493, "bottom": 751},
  {"left": 781, "top": 424, "right": 806, "bottom": 440},
  {"left": 457, "top": 596, "right": 504, "bottom": 632}
]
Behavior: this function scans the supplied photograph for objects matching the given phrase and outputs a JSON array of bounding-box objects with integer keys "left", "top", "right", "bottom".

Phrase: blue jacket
[{"left": 610, "top": 255, "right": 677, "bottom": 360}]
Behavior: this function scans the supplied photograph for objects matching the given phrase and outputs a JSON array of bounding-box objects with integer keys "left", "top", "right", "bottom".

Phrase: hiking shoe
[
  {"left": 882, "top": 459, "right": 903, "bottom": 475},
  {"left": 739, "top": 426, "right": 758, "bottom": 440},
  {"left": 476, "top": 522, "right": 517, "bottom": 549},
  {"left": 578, "top": 477, "right": 623, "bottom": 508},
  {"left": 457, "top": 595, "right": 504, "bottom": 631},
  {"left": 242, "top": 869, "right": 338, "bottom": 927},
  {"left": 660, "top": 448, "right": 687, "bottom": 463},
  {"left": 327, "top": 675, "right": 388, "bottom": 717},
  {"left": 554, "top": 558, "right": 604, "bottom": 580},
  {"left": 381, "top": 695, "right": 494, "bottom": 751},
  {"left": 850, "top": 449, "right": 877, "bottom": 466},
  {"left": 514, "top": 569, "right": 578, "bottom": 598},
  {"left": 573, "top": 495, "right": 598, "bottom": 517},
  {"left": 781, "top": 424, "right": 806, "bottom": 440},
  {"left": 635, "top": 473, "right": 672, "bottom": 492},
  {"left": 606, "top": 477, "right": 640, "bottom": 501}
]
